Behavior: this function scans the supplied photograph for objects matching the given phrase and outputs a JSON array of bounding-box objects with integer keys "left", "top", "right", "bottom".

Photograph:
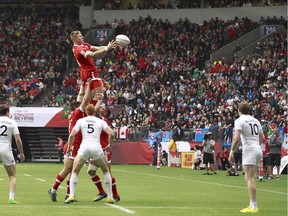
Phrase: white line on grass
[
  {"left": 59, "top": 186, "right": 65, "bottom": 189},
  {"left": 114, "top": 169, "right": 287, "bottom": 196},
  {"left": 36, "top": 178, "right": 46, "bottom": 182},
  {"left": 0, "top": 178, "right": 3, "bottom": 181},
  {"left": 24, "top": 174, "right": 31, "bottom": 177},
  {"left": 106, "top": 203, "right": 136, "bottom": 214}
]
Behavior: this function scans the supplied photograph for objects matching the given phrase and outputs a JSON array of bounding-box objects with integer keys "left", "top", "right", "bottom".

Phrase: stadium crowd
[
  {"left": 0, "top": 4, "right": 286, "bottom": 141},
  {"left": 101, "top": 0, "right": 286, "bottom": 10}
]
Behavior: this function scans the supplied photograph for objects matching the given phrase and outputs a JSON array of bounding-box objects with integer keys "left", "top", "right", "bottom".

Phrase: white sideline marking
[
  {"left": 114, "top": 169, "right": 287, "bottom": 196},
  {"left": 0, "top": 178, "right": 3, "bottom": 181},
  {"left": 36, "top": 178, "right": 46, "bottom": 182},
  {"left": 59, "top": 186, "right": 65, "bottom": 189},
  {"left": 106, "top": 204, "right": 136, "bottom": 214},
  {"left": 24, "top": 174, "right": 31, "bottom": 177}
]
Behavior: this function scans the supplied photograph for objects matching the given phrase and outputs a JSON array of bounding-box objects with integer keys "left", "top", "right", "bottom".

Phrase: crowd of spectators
[
  {"left": 101, "top": 0, "right": 286, "bottom": 10},
  {"left": 0, "top": 5, "right": 81, "bottom": 107},
  {"left": 72, "top": 16, "right": 287, "bottom": 141},
  {"left": 0, "top": 5, "right": 286, "bottom": 141}
]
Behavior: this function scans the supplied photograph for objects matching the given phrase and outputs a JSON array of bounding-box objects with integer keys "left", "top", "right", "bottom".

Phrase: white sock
[
  {"left": 103, "top": 171, "right": 112, "bottom": 199},
  {"left": 51, "top": 188, "right": 56, "bottom": 193},
  {"left": 9, "top": 192, "right": 15, "bottom": 200},
  {"left": 69, "top": 172, "right": 78, "bottom": 197},
  {"left": 250, "top": 200, "right": 257, "bottom": 209}
]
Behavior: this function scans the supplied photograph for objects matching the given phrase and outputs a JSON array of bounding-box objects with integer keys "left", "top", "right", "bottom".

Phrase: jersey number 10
[{"left": 249, "top": 123, "right": 259, "bottom": 135}]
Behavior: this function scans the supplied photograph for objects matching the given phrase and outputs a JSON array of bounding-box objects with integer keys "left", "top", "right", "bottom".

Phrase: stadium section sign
[{"left": 10, "top": 107, "right": 68, "bottom": 127}]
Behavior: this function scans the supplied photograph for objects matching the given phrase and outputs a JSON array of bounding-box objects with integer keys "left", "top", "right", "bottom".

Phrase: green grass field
[{"left": 0, "top": 163, "right": 287, "bottom": 216}]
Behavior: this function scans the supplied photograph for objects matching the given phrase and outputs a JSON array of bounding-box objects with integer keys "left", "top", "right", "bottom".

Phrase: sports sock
[
  {"left": 9, "top": 192, "right": 15, "bottom": 200},
  {"left": 250, "top": 200, "right": 258, "bottom": 209},
  {"left": 69, "top": 172, "right": 78, "bottom": 197},
  {"left": 52, "top": 174, "right": 64, "bottom": 192},
  {"left": 103, "top": 172, "right": 112, "bottom": 199},
  {"left": 112, "top": 177, "right": 119, "bottom": 197},
  {"left": 66, "top": 179, "right": 70, "bottom": 196},
  {"left": 91, "top": 175, "right": 105, "bottom": 194}
]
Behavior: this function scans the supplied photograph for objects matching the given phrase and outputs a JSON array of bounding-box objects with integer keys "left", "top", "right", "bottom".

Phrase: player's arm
[
  {"left": 93, "top": 93, "right": 104, "bottom": 117},
  {"left": 14, "top": 133, "right": 25, "bottom": 161},
  {"left": 229, "top": 130, "right": 241, "bottom": 161},
  {"left": 67, "top": 122, "right": 81, "bottom": 154},
  {"left": 259, "top": 130, "right": 265, "bottom": 145},
  {"left": 86, "top": 40, "right": 118, "bottom": 59},
  {"left": 103, "top": 126, "right": 115, "bottom": 151},
  {"left": 80, "top": 78, "right": 92, "bottom": 109}
]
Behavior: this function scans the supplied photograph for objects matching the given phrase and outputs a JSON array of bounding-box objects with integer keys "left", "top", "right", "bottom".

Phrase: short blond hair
[
  {"left": 238, "top": 101, "right": 250, "bottom": 114},
  {"left": 70, "top": 30, "right": 81, "bottom": 41}
]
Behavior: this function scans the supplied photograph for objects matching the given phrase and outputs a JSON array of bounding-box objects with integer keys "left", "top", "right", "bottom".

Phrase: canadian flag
[{"left": 117, "top": 126, "right": 129, "bottom": 139}]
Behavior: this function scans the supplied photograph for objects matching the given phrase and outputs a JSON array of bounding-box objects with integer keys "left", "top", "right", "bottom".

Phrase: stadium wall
[{"left": 79, "top": 5, "right": 286, "bottom": 28}]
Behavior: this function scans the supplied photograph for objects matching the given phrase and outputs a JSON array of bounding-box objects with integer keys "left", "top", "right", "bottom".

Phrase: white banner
[{"left": 10, "top": 107, "right": 68, "bottom": 127}]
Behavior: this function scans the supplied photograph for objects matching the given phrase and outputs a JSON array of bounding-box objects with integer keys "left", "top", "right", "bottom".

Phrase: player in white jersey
[
  {"left": 65, "top": 104, "right": 115, "bottom": 204},
  {"left": 229, "top": 102, "right": 265, "bottom": 214},
  {"left": 0, "top": 105, "right": 25, "bottom": 204}
]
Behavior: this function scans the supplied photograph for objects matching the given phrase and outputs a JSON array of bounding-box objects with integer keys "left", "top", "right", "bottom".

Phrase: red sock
[
  {"left": 52, "top": 174, "right": 64, "bottom": 191},
  {"left": 112, "top": 177, "right": 119, "bottom": 197},
  {"left": 66, "top": 179, "right": 70, "bottom": 195},
  {"left": 91, "top": 175, "right": 105, "bottom": 194}
]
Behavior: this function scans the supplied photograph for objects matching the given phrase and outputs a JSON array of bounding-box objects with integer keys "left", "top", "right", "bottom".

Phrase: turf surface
[{"left": 0, "top": 163, "right": 286, "bottom": 216}]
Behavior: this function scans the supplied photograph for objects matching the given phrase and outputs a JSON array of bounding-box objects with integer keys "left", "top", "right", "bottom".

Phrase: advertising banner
[
  {"left": 168, "top": 152, "right": 181, "bottom": 168},
  {"left": 10, "top": 107, "right": 68, "bottom": 127},
  {"left": 181, "top": 152, "right": 194, "bottom": 169}
]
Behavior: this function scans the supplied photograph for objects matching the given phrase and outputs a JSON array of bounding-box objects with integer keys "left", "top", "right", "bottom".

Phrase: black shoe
[
  {"left": 93, "top": 193, "right": 107, "bottom": 202},
  {"left": 64, "top": 195, "right": 79, "bottom": 202},
  {"left": 48, "top": 189, "right": 57, "bottom": 202},
  {"left": 114, "top": 196, "right": 120, "bottom": 202}
]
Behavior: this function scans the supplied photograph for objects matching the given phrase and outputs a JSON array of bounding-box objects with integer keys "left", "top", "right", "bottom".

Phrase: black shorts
[
  {"left": 263, "top": 156, "right": 270, "bottom": 166},
  {"left": 233, "top": 152, "right": 242, "bottom": 164},
  {"left": 269, "top": 153, "right": 281, "bottom": 166},
  {"left": 203, "top": 152, "right": 214, "bottom": 164}
]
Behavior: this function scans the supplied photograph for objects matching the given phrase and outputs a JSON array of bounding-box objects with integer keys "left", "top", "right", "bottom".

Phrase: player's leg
[
  {"left": 241, "top": 165, "right": 259, "bottom": 213},
  {"left": 108, "top": 162, "right": 120, "bottom": 202},
  {"left": 4, "top": 164, "right": 18, "bottom": 204},
  {"left": 275, "top": 154, "right": 281, "bottom": 179},
  {"left": 240, "top": 149, "right": 261, "bottom": 213},
  {"left": 268, "top": 154, "right": 275, "bottom": 179},
  {"left": 65, "top": 156, "right": 86, "bottom": 204},
  {"left": 90, "top": 157, "right": 113, "bottom": 203},
  {"left": 2, "top": 150, "right": 18, "bottom": 204},
  {"left": 87, "top": 161, "right": 107, "bottom": 201},
  {"left": 48, "top": 157, "right": 73, "bottom": 202},
  {"left": 209, "top": 154, "right": 216, "bottom": 174}
]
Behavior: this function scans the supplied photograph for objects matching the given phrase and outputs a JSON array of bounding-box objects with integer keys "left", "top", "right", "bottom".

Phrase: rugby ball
[{"left": 116, "top": 34, "right": 130, "bottom": 46}]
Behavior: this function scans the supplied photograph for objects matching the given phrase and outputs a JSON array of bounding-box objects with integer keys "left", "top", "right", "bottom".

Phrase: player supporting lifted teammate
[
  {"left": 65, "top": 104, "right": 115, "bottom": 204},
  {"left": 48, "top": 79, "right": 93, "bottom": 202},
  {"left": 229, "top": 101, "right": 265, "bottom": 213},
  {"left": 87, "top": 101, "right": 120, "bottom": 202},
  {"left": 0, "top": 104, "right": 25, "bottom": 204},
  {"left": 70, "top": 30, "right": 118, "bottom": 102}
]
